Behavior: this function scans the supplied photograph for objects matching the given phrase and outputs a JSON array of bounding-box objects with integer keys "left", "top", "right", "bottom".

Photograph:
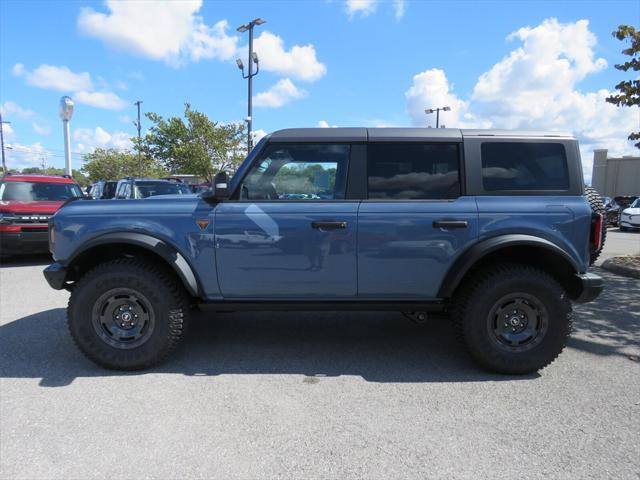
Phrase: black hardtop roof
[{"left": 267, "top": 128, "right": 575, "bottom": 143}]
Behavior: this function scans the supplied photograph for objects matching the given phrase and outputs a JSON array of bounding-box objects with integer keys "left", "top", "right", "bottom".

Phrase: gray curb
[{"left": 601, "top": 257, "right": 640, "bottom": 279}]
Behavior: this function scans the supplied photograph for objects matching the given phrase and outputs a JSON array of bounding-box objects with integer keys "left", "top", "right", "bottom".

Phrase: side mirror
[{"left": 203, "top": 171, "right": 230, "bottom": 201}]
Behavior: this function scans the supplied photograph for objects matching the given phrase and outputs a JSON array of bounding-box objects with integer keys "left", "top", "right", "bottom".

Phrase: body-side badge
[{"left": 196, "top": 219, "right": 210, "bottom": 230}]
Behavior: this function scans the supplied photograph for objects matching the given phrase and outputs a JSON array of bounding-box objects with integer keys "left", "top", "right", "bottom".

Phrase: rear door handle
[
  {"left": 311, "top": 221, "right": 347, "bottom": 230},
  {"left": 433, "top": 220, "right": 468, "bottom": 229}
]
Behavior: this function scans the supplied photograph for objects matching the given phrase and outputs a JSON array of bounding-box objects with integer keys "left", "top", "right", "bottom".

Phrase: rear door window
[
  {"left": 481, "top": 142, "right": 569, "bottom": 191},
  {"left": 366, "top": 143, "right": 460, "bottom": 199}
]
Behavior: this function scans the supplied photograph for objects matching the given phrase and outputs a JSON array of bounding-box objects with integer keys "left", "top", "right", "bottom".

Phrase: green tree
[
  {"left": 606, "top": 25, "right": 640, "bottom": 148},
  {"left": 143, "top": 104, "right": 246, "bottom": 183},
  {"left": 81, "top": 148, "right": 166, "bottom": 181}
]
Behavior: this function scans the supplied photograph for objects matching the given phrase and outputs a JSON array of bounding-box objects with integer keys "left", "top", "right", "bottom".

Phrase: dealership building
[{"left": 591, "top": 149, "right": 640, "bottom": 197}]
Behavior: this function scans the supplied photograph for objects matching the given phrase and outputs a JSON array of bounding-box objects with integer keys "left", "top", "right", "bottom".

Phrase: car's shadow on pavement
[
  {"left": 0, "top": 254, "right": 52, "bottom": 268},
  {"left": 1, "top": 268, "right": 636, "bottom": 387},
  {"left": 570, "top": 268, "right": 640, "bottom": 358},
  {"left": 0, "top": 306, "right": 539, "bottom": 387}
]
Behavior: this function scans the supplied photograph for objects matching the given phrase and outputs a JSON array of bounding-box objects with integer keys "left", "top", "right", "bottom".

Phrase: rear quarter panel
[{"left": 462, "top": 135, "right": 591, "bottom": 272}]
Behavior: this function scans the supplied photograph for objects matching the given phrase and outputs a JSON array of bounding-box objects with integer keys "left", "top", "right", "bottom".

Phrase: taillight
[{"left": 591, "top": 213, "right": 603, "bottom": 252}]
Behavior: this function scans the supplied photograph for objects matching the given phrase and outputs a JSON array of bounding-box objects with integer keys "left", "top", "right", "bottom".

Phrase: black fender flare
[
  {"left": 437, "top": 234, "right": 581, "bottom": 298},
  {"left": 66, "top": 232, "right": 200, "bottom": 296}
]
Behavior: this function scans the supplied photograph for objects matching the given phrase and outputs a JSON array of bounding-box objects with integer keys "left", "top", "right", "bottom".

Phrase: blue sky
[{"left": 1, "top": 0, "right": 638, "bottom": 182}]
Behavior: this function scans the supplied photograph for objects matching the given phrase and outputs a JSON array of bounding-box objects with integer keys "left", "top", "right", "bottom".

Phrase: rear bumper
[
  {"left": 0, "top": 230, "right": 49, "bottom": 255},
  {"left": 43, "top": 262, "right": 68, "bottom": 290},
  {"left": 574, "top": 272, "right": 604, "bottom": 303}
]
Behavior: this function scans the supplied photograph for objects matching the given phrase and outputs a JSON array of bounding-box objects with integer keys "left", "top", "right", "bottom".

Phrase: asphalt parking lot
[{"left": 1, "top": 229, "right": 639, "bottom": 479}]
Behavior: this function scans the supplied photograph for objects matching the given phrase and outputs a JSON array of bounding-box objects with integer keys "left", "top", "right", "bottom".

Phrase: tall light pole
[
  {"left": 425, "top": 106, "right": 451, "bottom": 128},
  {"left": 134, "top": 100, "right": 143, "bottom": 171},
  {"left": 0, "top": 112, "right": 9, "bottom": 175},
  {"left": 59, "top": 96, "right": 74, "bottom": 176},
  {"left": 236, "top": 18, "right": 265, "bottom": 152}
]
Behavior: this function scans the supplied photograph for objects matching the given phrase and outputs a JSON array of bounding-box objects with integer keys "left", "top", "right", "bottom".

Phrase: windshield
[
  {"left": 0, "top": 181, "right": 82, "bottom": 201},
  {"left": 134, "top": 182, "right": 185, "bottom": 198},
  {"left": 631, "top": 199, "right": 640, "bottom": 208}
]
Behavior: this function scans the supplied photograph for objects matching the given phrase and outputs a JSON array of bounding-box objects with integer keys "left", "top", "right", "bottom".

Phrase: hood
[
  {"left": 0, "top": 200, "right": 64, "bottom": 214},
  {"left": 56, "top": 195, "right": 203, "bottom": 217},
  {"left": 622, "top": 208, "right": 640, "bottom": 215}
]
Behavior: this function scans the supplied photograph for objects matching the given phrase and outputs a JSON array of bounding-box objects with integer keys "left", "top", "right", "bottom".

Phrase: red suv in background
[{"left": 0, "top": 173, "right": 83, "bottom": 257}]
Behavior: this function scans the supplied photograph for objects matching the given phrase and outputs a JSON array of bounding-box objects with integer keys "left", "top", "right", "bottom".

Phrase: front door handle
[
  {"left": 433, "top": 220, "right": 468, "bottom": 229},
  {"left": 311, "top": 221, "right": 347, "bottom": 230}
]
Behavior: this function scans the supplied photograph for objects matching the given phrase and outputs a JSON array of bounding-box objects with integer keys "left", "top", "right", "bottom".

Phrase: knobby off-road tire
[
  {"left": 584, "top": 185, "right": 607, "bottom": 265},
  {"left": 452, "top": 264, "right": 572, "bottom": 374},
  {"left": 68, "top": 258, "right": 189, "bottom": 370}
]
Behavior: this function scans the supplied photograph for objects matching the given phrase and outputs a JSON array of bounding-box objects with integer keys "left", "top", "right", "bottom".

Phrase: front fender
[{"left": 65, "top": 232, "right": 200, "bottom": 296}]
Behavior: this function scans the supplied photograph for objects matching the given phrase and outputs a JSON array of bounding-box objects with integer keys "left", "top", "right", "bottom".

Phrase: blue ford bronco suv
[{"left": 44, "top": 128, "right": 605, "bottom": 374}]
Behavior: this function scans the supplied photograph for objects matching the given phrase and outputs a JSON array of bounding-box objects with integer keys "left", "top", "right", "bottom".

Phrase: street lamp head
[
  {"left": 443, "top": 106, "right": 451, "bottom": 111},
  {"left": 59, "top": 96, "right": 74, "bottom": 122},
  {"left": 253, "top": 18, "right": 266, "bottom": 25},
  {"left": 425, "top": 108, "right": 434, "bottom": 114},
  {"left": 236, "top": 58, "right": 244, "bottom": 70},
  {"left": 252, "top": 52, "right": 259, "bottom": 64},
  {"left": 236, "top": 24, "right": 249, "bottom": 33}
]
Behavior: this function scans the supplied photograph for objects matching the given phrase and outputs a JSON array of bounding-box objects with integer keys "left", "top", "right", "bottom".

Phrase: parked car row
[
  {"left": 0, "top": 173, "right": 208, "bottom": 257},
  {"left": 603, "top": 195, "right": 639, "bottom": 227},
  {"left": 87, "top": 177, "right": 200, "bottom": 199}
]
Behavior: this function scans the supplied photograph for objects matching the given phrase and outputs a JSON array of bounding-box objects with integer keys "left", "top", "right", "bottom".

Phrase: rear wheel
[
  {"left": 452, "top": 264, "right": 572, "bottom": 374},
  {"left": 68, "top": 258, "right": 189, "bottom": 370}
]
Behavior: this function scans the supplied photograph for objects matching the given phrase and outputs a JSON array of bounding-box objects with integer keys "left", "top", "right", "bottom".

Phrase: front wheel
[
  {"left": 452, "top": 264, "right": 572, "bottom": 374},
  {"left": 68, "top": 258, "right": 189, "bottom": 370}
]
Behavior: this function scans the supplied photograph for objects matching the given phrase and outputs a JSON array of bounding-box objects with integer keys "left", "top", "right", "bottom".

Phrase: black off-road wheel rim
[
  {"left": 487, "top": 293, "right": 548, "bottom": 352},
  {"left": 91, "top": 288, "right": 156, "bottom": 349}
]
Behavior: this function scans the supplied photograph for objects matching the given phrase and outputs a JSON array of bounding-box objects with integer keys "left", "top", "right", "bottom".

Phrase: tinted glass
[
  {"left": 367, "top": 143, "right": 460, "bottom": 199},
  {"left": 240, "top": 144, "right": 350, "bottom": 200},
  {"left": 134, "top": 182, "right": 183, "bottom": 198},
  {"left": 0, "top": 181, "right": 82, "bottom": 201},
  {"left": 481, "top": 142, "right": 569, "bottom": 191},
  {"left": 103, "top": 182, "right": 117, "bottom": 198}
]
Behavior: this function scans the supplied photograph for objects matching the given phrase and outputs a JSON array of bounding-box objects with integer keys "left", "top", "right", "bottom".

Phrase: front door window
[{"left": 239, "top": 144, "right": 350, "bottom": 200}]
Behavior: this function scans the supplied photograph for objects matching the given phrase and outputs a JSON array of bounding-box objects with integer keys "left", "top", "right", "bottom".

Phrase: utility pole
[
  {"left": 425, "top": 106, "right": 451, "bottom": 128},
  {"left": 236, "top": 18, "right": 266, "bottom": 153},
  {"left": 134, "top": 100, "right": 143, "bottom": 172},
  {"left": 0, "top": 112, "right": 9, "bottom": 175}
]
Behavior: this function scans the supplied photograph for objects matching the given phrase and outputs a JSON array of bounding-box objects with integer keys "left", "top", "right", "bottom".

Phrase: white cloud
[
  {"left": 405, "top": 18, "right": 638, "bottom": 181},
  {"left": 2, "top": 123, "right": 16, "bottom": 141},
  {"left": 74, "top": 91, "right": 128, "bottom": 110},
  {"left": 11, "top": 64, "right": 25, "bottom": 76},
  {"left": 344, "top": 0, "right": 405, "bottom": 19},
  {"left": 32, "top": 123, "right": 51, "bottom": 135},
  {"left": 251, "top": 31, "right": 327, "bottom": 82},
  {"left": 78, "top": 1, "right": 238, "bottom": 65},
  {"left": 12, "top": 63, "right": 128, "bottom": 111},
  {"left": 188, "top": 20, "right": 239, "bottom": 62},
  {"left": 74, "top": 126, "right": 132, "bottom": 154},
  {"left": 253, "top": 79, "right": 307, "bottom": 108},
  {"left": 1, "top": 101, "right": 36, "bottom": 119},
  {"left": 252, "top": 129, "right": 268, "bottom": 143},
  {"left": 12, "top": 63, "right": 92, "bottom": 92},
  {"left": 4, "top": 142, "right": 52, "bottom": 171},
  {"left": 392, "top": 0, "right": 406, "bottom": 19},
  {"left": 346, "top": 0, "right": 377, "bottom": 18},
  {"left": 405, "top": 68, "right": 477, "bottom": 128},
  {"left": 317, "top": 120, "right": 338, "bottom": 128}
]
